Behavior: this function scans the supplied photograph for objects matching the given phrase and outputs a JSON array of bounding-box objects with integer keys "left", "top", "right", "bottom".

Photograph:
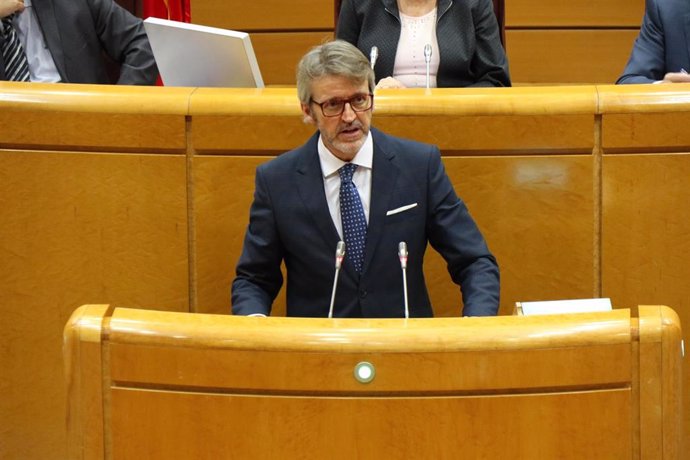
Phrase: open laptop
[{"left": 143, "top": 17, "right": 264, "bottom": 88}]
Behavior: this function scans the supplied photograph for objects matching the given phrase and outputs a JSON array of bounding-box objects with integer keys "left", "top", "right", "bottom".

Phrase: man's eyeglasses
[{"left": 309, "top": 93, "right": 374, "bottom": 117}]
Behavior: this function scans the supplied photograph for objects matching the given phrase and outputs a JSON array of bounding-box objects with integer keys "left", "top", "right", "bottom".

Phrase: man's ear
[{"left": 301, "top": 103, "right": 315, "bottom": 125}]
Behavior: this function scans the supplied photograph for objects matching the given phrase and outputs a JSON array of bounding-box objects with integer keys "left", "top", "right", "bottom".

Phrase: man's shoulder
[
  {"left": 371, "top": 128, "right": 438, "bottom": 158},
  {"left": 258, "top": 131, "right": 318, "bottom": 173}
]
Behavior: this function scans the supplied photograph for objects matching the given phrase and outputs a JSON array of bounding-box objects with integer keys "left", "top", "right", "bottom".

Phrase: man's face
[{"left": 301, "top": 75, "right": 373, "bottom": 162}]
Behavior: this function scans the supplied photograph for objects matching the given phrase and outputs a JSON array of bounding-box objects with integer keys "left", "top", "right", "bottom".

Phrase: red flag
[
  {"left": 143, "top": 0, "right": 191, "bottom": 22},
  {"left": 143, "top": 0, "right": 191, "bottom": 85}
]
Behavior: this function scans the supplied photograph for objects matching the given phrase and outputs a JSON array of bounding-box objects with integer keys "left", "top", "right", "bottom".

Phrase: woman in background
[{"left": 336, "top": 0, "right": 510, "bottom": 88}]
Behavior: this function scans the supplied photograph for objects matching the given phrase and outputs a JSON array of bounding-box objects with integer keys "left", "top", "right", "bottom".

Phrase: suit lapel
[
  {"left": 295, "top": 130, "right": 400, "bottom": 278},
  {"left": 294, "top": 134, "right": 343, "bottom": 254},
  {"left": 32, "top": 0, "right": 67, "bottom": 80},
  {"left": 362, "top": 129, "right": 399, "bottom": 274}
]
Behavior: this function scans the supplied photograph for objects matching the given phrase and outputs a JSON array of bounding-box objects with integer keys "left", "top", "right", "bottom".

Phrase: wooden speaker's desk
[{"left": 64, "top": 305, "right": 682, "bottom": 459}]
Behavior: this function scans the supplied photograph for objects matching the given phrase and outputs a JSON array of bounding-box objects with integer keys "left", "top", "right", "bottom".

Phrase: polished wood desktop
[{"left": 64, "top": 305, "right": 682, "bottom": 459}]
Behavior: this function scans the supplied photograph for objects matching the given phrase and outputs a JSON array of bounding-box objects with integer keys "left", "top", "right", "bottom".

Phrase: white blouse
[{"left": 392, "top": 8, "right": 440, "bottom": 88}]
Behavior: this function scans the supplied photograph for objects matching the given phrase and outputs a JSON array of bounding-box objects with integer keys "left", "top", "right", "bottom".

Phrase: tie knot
[
  {"left": 2, "top": 15, "right": 14, "bottom": 31},
  {"left": 339, "top": 163, "right": 358, "bottom": 182}
]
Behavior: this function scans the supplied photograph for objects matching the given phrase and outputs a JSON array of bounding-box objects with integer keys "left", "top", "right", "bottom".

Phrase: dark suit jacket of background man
[
  {"left": 232, "top": 128, "right": 500, "bottom": 318},
  {"left": 617, "top": 0, "right": 690, "bottom": 84},
  {"left": 0, "top": 0, "right": 157, "bottom": 84}
]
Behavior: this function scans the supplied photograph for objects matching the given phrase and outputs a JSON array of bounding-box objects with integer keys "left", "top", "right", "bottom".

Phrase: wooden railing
[{"left": 63, "top": 304, "right": 682, "bottom": 459}]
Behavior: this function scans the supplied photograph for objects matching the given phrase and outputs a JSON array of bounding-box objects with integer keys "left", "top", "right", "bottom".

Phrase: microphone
[
  {"left": 398, "top": 241, "right": 409, "bottom": 319},
  {"left": 328, "top": 241, "right": 346, "bottom": 318},
  {"left": 424, "top": 44, "right": 432, "bottom": 90},
  {"left": 369, "top": 46, "right": 379, "bottom": 70}
]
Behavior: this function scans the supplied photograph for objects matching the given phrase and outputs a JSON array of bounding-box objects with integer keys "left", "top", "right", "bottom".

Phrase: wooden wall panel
[
  {"left": 64, "top": 306, "right": 680, "bottom": 459},
  {"left": 109, "top": 388, "right": 633, "bottom": 459},
  {"left": 506, "top": 0, "right": 644, "bottom": 27},
  {"left": 0, "top": 111, "right": 185, "bottom": 152},
  {"left": 190, "top": 0, "right": 333, "bottom": 30},
  {"left": 430, "top": 156, "right": 596, "bottom": 317},
  {"left": 251, "top": 32, "right": 335, "bottom": 86},
  {"left": 191, "top": 154, "right": 595, "bottom": 318},
  {"left": 602, "top": 154, "right": 690, "bottom": 456},
  {"left": 4, "top": 84, "right": 690, "bottom": 458},
  {"left": 193, "top": 155, "right": 276, "bottom": 315},
  {"left": 0, "top": 151, "right": 189, "bottom": 460},
  {"left": 506, "top": 30, "right": 640, "bottom": 85}
]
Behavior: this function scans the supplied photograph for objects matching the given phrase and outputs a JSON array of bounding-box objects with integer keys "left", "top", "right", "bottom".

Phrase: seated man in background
[
  {"left": 1, "top": 0, "right": 157, "bottom": 84},
  {"left": 232, "top": 40, "right": 500, "bottom": 318},
  {"left": 617, "top": 0, "right": 690, "bottom": 84}
]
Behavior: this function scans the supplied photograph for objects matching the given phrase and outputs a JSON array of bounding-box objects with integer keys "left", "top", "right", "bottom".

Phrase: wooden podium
[{"left": 64, "top": 305, "right": 682, "bottom": 459}]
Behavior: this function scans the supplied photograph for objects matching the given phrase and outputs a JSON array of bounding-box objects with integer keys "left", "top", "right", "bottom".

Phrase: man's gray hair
[{"left": 296, "top": 40, "right": 375, "bottom": 105}]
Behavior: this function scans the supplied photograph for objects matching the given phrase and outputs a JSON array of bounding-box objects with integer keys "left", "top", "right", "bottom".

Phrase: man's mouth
[{"left": 339, "top": 125, "right": 361, "bottom": 136}]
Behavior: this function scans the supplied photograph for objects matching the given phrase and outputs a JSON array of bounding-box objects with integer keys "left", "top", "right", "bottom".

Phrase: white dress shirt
[
  {"left": 393, "top": 8, "right": 440, "bottom": 88},
  {"left": 317, "top": 132, "right": 374, "bottom": 240},
  {"left": 13, "top": 0, "right": 61, "bottom": 82}
]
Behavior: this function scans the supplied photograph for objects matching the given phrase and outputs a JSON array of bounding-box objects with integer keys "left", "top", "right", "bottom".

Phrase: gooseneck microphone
[
  {"left": 370, "top": 46, "right": 379, "bottom": 70},
  {"left": 398, "top": 241, "right": 409, "bottom": 319},
  {"left": 424, "top": 44, "right": 432, "bottom": 90},
  {"left": 328, "top": 241, "right": 346, "bottom": 319}
]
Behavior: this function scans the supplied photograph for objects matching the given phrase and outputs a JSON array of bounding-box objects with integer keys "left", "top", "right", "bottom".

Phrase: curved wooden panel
[
  {"left": 107, "top": 307, "right": 633, "bottom": 350},
  {"left": 0, "top": 82, "right": 191, "bottom": 152},
  {"left": 64, "top": 305, "right": 110, "bottom": 460},
  {"left": 62, "top": 305, "right": 683, "bottom": 459},
  {"left": 189, "top": 86, "right": 597, "bottom": 154},
  {"left": 599, "top": 83, "right": 690, "bottom": 113}
]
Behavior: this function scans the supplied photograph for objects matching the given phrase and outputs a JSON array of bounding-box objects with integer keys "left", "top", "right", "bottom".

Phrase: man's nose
[{"left": 341, "top": 102, "right": 357, "bottom": 122}]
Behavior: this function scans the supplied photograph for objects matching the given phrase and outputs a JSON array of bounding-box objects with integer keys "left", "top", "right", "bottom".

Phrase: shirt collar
[{"left": 318, "top": 131, "right": 374, "bottom": 178}]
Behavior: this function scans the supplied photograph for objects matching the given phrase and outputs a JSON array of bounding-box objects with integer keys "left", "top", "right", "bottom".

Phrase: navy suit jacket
[
  {"left": 0, "top": 0, "right": 157, "bottom": 84},
  {"left": 617, "top": 0, "right": 690, "bottom": 84},
  {"left": 232, "top": 128, "right": 500, "bottom": 318}
]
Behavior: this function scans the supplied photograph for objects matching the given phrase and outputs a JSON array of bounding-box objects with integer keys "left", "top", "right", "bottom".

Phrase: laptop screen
[{"left": 143, "top": 17, "right": 264, "bottom": 88}]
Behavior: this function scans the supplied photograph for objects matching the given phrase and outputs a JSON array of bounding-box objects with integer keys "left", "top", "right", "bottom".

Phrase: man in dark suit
[
  {"left": 232, "top": 40, "right": 499, "bottom": 318},
  {"left": 1, "top": 0, "right": 157, "bottom": 84},
  {"left": 617, "top": 0, "right": 690, "bottom": 84}
]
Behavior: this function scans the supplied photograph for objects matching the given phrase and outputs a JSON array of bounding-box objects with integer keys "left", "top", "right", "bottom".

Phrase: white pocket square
[{"left": 386, "top": 203, "right": 418, "bottom": 216}]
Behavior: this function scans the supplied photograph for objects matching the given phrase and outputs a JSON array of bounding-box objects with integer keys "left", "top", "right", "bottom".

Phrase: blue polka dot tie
[
  {"left": 1, "top": 15, "right": 31, "bottom": 82},
  {"left": 339, "top": 163, "right": 367, "bottom": 273}
]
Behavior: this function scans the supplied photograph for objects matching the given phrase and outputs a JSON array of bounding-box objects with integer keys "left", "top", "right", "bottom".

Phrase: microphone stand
[
  {"left": 328, "top": 241, "right": 346, "bottom": 319},
  {"left": 398, "top": 242, "right": 409, "bottom": 319},
  {"left": 370, "top": 46, "right": 378, "bottom": 76},
  {"left": 424, "top": 44, "right": 432, "bottom": 90}
]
